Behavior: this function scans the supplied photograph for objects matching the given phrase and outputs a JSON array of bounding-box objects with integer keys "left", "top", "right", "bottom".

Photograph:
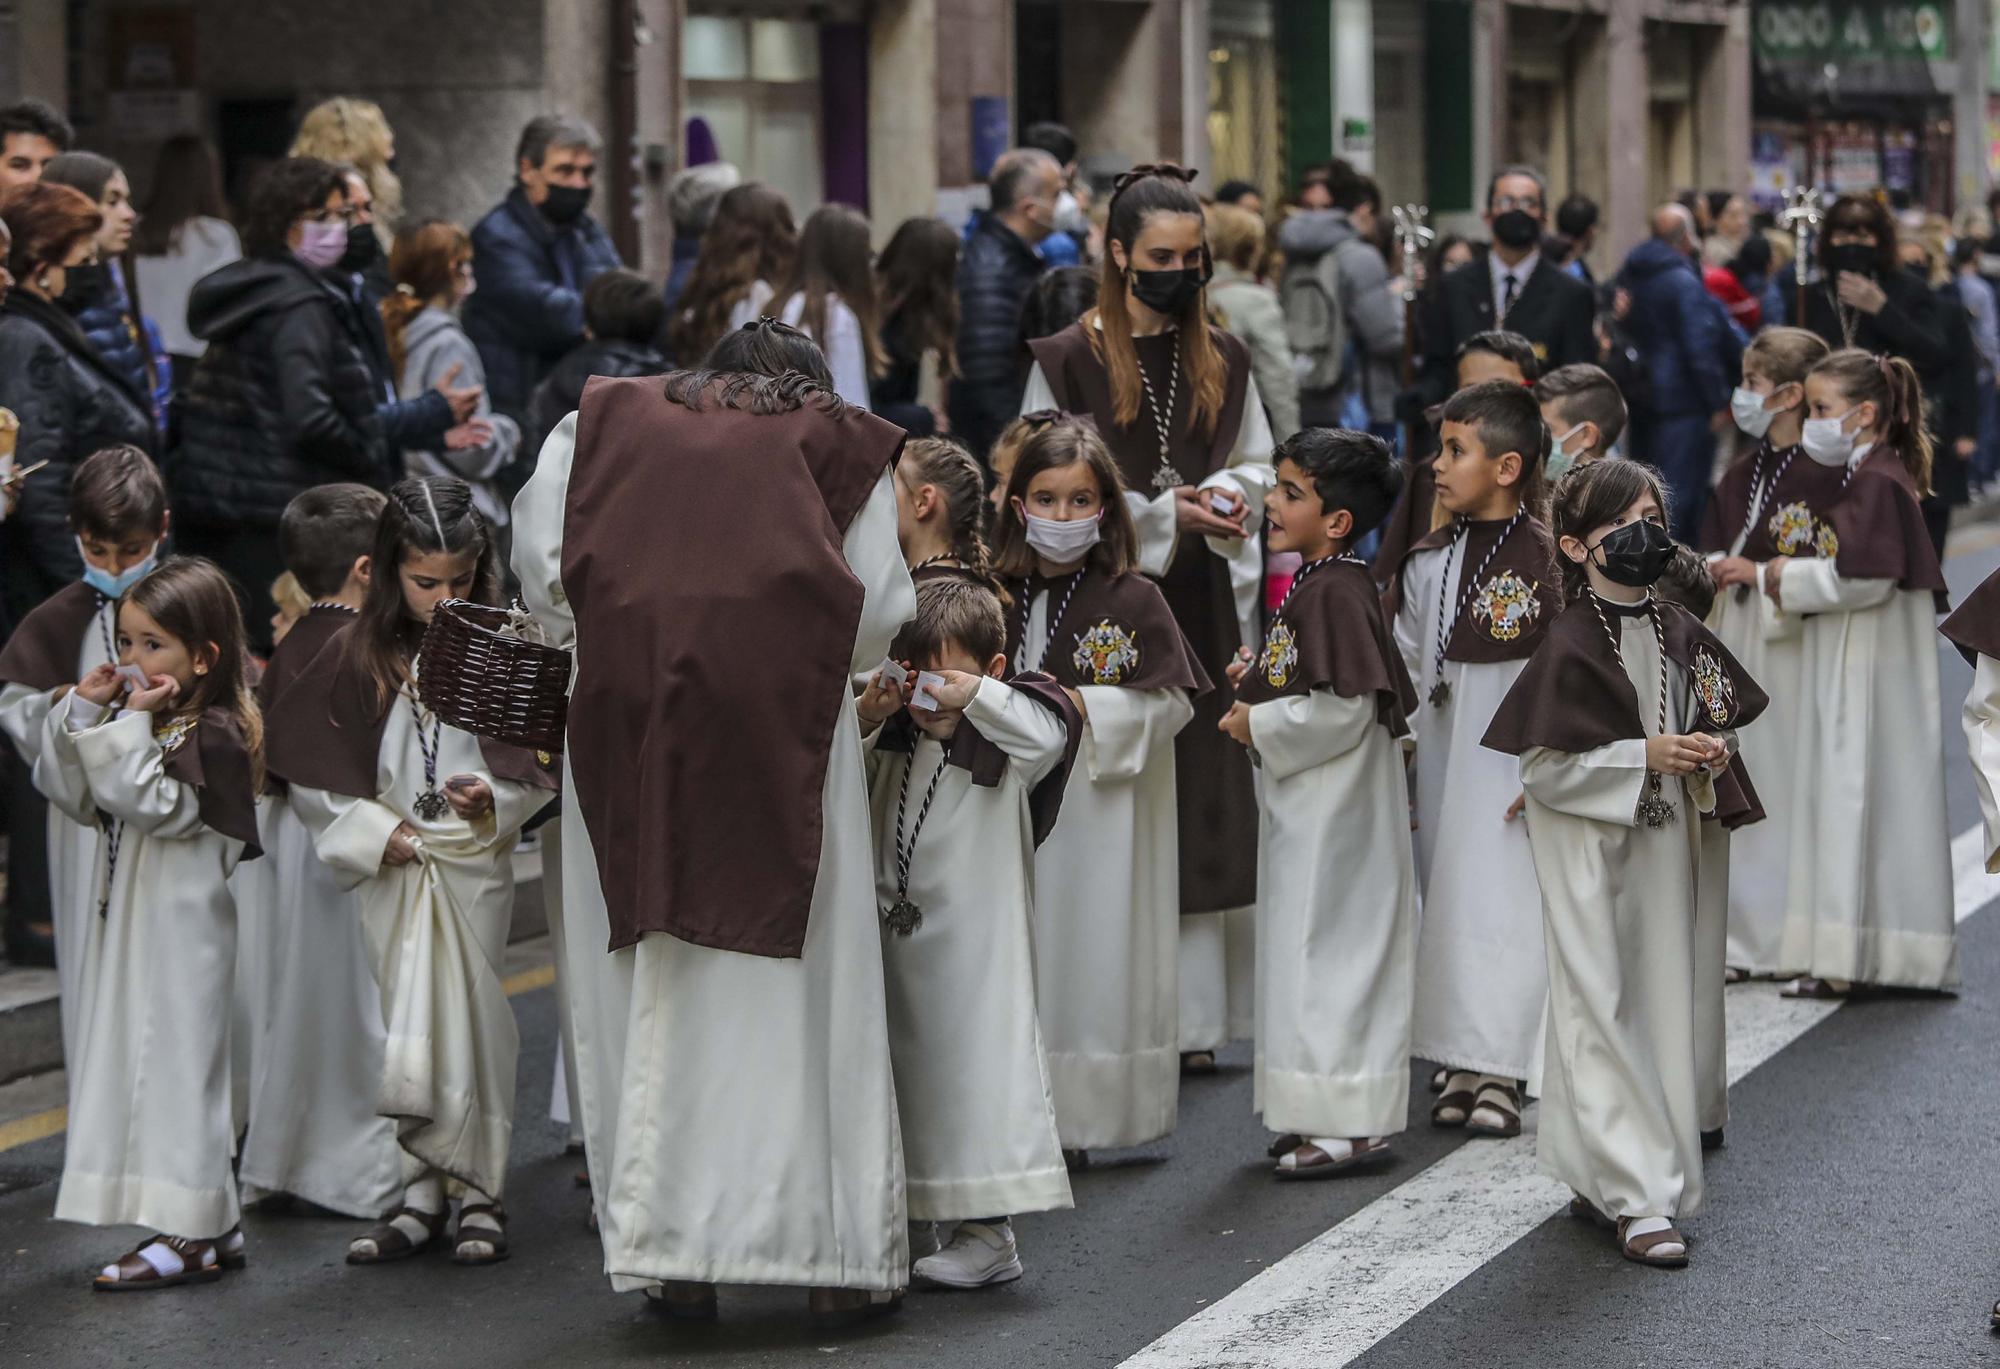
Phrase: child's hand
[
  {"left": 1504, "top": 792, "right": 1526, "bottom": 822},
  {"left": 1225, "top": 645, "right": 1252, "bottom": 688},
  {"left": 857, "top": 666, "right": 910, "bottom": 727},
  {"left": 1645, "top": 733, "right": 1715, "bottom": 776},
  {"left": 1176, "top": 487, "right": 1246, "bottom": 540},
  {"left": 383, "top": 822, "right": 422, "bottom": 868},
  {"left": 74, "top": 664, "right": 122, "bottom": 707},
  {"left": 126, "top": 675, "right": 180, "bottom": 714},
  {"left": 1218, "top": 701, "right": 1253, "bottom": 746},
  {"left": 1761, "top": 556, "right": 1789, "bottom": 609},
  {"left": 925, "top": 670, "right": 985, "bottom": 713},
  {"left": 443, "top": 774, "right": 494, "bottom": 820},
  {"left": 1710, "top": 556, "right": 1756, "bottom": 590}
]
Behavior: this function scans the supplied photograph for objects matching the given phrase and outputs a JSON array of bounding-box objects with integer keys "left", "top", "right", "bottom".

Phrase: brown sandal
[
  {"left": 1273, "top": 1138, "right": 1393, "bottom": 1180},
  {"left": 1266, "top": 1132, "right": 1305, "bottom": 1158},
  {"left": 346, "top": 1205, "right": 445, "bottom": 1265},
  {"left": 1617, "top": 1216, "right": 1690, "bottom": 1268},
  {"left": 453, "top": 1202, "right": 510, "bottom": 1265},
  {"left": 1465, "top": 1080, "right": 1523, "bottom": 1137},
  {"left": 1431, "top": 1080, "right": 1478, "bottom": 1128},
  {"left": 93, "top": 1234, "right": 221, "bottom": 1291}
]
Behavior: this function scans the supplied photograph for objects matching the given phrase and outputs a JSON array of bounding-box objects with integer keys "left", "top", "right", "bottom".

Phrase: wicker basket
[{"left": 417, "top": 600, "right": 571, "bottom": 754}]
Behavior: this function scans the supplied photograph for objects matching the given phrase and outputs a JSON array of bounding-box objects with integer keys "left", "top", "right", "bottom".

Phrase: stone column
[
  {"left": 870, "top": 0, "right": 941, "bottom": 239},
  {"left": 1692, "top": 5, "right": 1751, "bottom": 213},
  {"left": 630, "top": 0, "right": 682, "bottom": 274},
  {"left": 1954, "top": 0, "right": 1990, "bottom": 213},
  {"left": 1600, "top": 0, "right": 1649, "bottom": 278}
]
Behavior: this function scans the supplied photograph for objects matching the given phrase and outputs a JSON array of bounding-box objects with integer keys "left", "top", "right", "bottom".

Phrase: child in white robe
[
  {"left": 1391, "top": 380, "right": 1563, "bottom": 1138},
  {"left": 994, "top": 417, "right": 1209, "bottom": 1162},
  {"left": 236, "top": 484, "right": 403, "bottom": 1218},
  {"left": 861, "top": 578, "right": 1079, "bottom": 1288},
  {"left": 268, "top": 477, "right": 556, "bottom": 1266},
  {"left": 1485, "top": 459, "right": 1766, "bottom": 1268},
  {"left": 1219, "top": 428, "right": 1418, "bottom": 1178},
  {"left": 39, "top": 556, "right": 264, "bottom": 1289},
  {"left": 1696, "top": 327, "right": 1831, "bottom": 978},
  {"left": 1771, "top": 350, "right": 1956, "bottom": 995},
  {"left": 0, "top": 445, "right": 167, "bottom": 1064},
  {"left": 1944, "top": 567, "right": 2000, "bottom": 872}
]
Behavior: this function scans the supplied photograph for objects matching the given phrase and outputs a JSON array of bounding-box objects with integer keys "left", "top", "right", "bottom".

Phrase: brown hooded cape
[
  {"left": 1235, "top": 556, "right": 1417, "bottom": 736},
  {"left": 1821, "top": 452, "right": 1947, "bottom": 593},
  {"left": 561, "top": 374, "right": 905, "bottom": 959},
  {"left": 0, "top": 581, "right": 109, "bottom": 691},
  {"left": 159, "top": 707, "right": 264, "bottom": 858},
  {"left": 873, "top": 673, "right": 1082, "bottom": 848},
  {"left": 1004, "top": 568, "right": 1211, "bottom": 697},
  {"left": 255, "top": 604, "right": 358, "bottom": 795},
  {"left": 1697, "top": 443, "right": 1850, "bottom": 561},
  {"left": 1393, "top": 515, "right": 1564, "bottom": 663},
  {"left": 1941, "top": 564, "right": 2000, "bottom": 665}
]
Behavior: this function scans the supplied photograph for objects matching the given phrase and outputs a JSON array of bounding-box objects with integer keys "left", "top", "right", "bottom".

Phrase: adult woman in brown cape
[
  {"left": 1022, "top": 163, "right": 1276, "bottom": 1071},
  {"left": 510, "top": 319, "right": 916, "bottom": 1327}
]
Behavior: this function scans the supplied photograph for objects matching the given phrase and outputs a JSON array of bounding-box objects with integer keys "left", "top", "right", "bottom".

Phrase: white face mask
[
  {"left": 1546, "top": 424, "right": 1586, "bottom": 481},
  {"left": 1800, "top": 411, "right": 1859, "bottom": 467},
  {"left": 1020, "top": 509, "right": 1103, "bottom": 563},
  {"left": 1731, "top": 386, "right": 1777, "bottom": 439}
]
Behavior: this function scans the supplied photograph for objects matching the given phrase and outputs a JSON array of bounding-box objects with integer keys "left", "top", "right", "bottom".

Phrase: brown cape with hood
[
  {"left": 1236, "top": 556, "right": 1417, "bottom": 736},
  {"left": 156, "top": 706, "right": 263, "bottom": 858},
  {"left": 1820, "top": 450, "right": 1948, "bottom": 594},
  {"left": 1004, "top": 567, "right": 1211, "bottom": 698},
  {"left": 255, "top": 604, "right": 357, "bottom": 796},
  {"left": 1393, "top": 514, "right": 1565, "bottom": 662},
  {"left": 1942, "top": 564, "right": 2000, "bottom": 665},
  {"left": 1697, "top": 442, "right": 1849, "bottom": 561},
  {"left": 561, "top": 374, "right": 905, "bottom": 959},
  {"left": 873, "top": 673, "right": 1082, "bottom": 848},
  {"left": 0, "top": 580, "right": 109, "bottom": 692},
  {"left": 1027, "top": 320, "right": 1256, "bottom": 913}
]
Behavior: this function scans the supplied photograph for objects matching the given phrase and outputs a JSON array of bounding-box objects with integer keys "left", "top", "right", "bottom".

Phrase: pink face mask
[{"left": 293, "top": 218, "right": 348, "bottom": 270}]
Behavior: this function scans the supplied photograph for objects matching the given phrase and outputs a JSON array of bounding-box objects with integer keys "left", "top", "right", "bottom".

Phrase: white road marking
[{"left": 1119, "top": 825, "right": 1992, "bottom": 1369}]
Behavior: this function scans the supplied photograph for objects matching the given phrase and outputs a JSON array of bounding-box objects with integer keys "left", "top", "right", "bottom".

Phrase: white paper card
[
  {"left": 878, "top": 658, "right": 909, "bottom": 688},
  {"left": 1209, "top": 491, "right": 1238, "bottom": 515},
  {"left": 911, "top": 671, "right": 947, "bottom": 711},
  {"left": 115, "top": 664, "right": 150, "bottom": 693}
]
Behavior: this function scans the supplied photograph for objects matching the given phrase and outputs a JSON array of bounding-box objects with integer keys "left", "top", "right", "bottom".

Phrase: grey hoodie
[
  {"left": 1276, "top": 209, "right": 1405, "bottom": 423},
  {"left": 398, "top": 305, "right": 522, "bottom": 527}
]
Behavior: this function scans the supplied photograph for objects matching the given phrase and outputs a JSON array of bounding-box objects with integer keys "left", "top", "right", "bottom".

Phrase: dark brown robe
[
  {"left": 1003, "top": 567, "right": 1212, "bottom": 698},
  {"left": 873, "top": 673, "right": 1082, "bottom": 848},
  {"left": 561, "top": 375, "right": 906, "bottom": 958},
  {"left": 1823, "top": 451, "right": 1948, "bottom": 594},
  {"left": 1235, "top": 557, "right": 1417, "bottom": 738},
  {"left": 1027, "top": 322, "right": 1257, "bottom": 913}
]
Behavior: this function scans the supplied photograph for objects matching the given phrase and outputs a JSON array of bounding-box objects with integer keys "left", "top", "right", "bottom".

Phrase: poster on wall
[{"left": 1750, "top": 129, "right": 1795, "bottom": 212}]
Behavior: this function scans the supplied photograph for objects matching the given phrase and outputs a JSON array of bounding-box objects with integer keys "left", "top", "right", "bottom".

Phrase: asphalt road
[{"left": 2, "top": 534, "right": 1997, "bottom": 1369}]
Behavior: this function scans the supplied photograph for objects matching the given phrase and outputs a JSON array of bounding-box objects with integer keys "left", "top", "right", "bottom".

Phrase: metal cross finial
[
  {"left": 1393, "top": 203, "right": 1435, "bottom": 302},
  {"left": 1781, "top": 185, "right": 1824, "bottom": 290}
]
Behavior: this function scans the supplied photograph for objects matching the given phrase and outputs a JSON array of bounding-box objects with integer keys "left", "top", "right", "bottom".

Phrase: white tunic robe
[
  {"left": 41, "top": 697, "right": 244, "bottom": 1238},
  {"left": 1962, "top": 654, "right": 2000, "bottom": 873},
  {"left": 1774, "top": 567, "right": 1958, "bottom": 989},
  {"left": 513, "top": 414, "right": 916, "bottom": 1293},
  {"left": 1014, "top": 587, "right": 1193, "bottom": 1150},
  {"left": 1248, "top": 689, "right": 1416, "bottom": 1139},
  {"left": 1395, "top": 541, "right": 1547, "bottom": 1082},
  {"left": 289, "top": 696, "right": 547, "bottom": 1199},
  {"left": 1519, "top": 616, "right": 1716, "bottom": 1221},
  {"left": 867, "top": 681, "right": 1072, "bottom": 1221}
]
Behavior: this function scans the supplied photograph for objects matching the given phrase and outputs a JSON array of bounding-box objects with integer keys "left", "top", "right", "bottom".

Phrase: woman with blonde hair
[
  {"left": 291, "top": 97, "right": 402, "bottom": 245},
  {"left": 1203, "top": 200, "right": 1298, "bottom": 440}
]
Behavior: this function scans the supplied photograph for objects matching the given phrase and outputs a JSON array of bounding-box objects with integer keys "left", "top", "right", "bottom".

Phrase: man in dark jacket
[
  {"left": 1616, "top": 203, "right": 1738, "bottom": 542},
  {"left": 948, "top": 148, "right": 1062, "bottom": 458},
  {"left": 463, "top": 114, "right": 624, "bottom": 425}
]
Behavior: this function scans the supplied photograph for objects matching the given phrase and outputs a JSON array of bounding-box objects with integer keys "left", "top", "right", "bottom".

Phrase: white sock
[
  {"left": 1623, "top": 1215, "right": 1684, "bottom": 1255},
  {"left": 456, "top": 1185, "right": 503, "bottom": 1257}
]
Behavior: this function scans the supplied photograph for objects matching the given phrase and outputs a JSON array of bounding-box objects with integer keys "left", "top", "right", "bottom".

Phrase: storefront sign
[{"left": 1755, "top": 3, "right": 1951, "bottom": 62}]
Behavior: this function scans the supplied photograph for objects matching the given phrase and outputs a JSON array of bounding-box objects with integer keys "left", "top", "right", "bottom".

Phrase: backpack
[{"left": 1280, "top": 246, "right": 1351, "bottom": 395}]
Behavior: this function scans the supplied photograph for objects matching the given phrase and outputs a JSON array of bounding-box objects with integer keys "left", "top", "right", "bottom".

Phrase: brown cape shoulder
[{"left": 0, "top": 581, "right": 107, "bottom": 692}]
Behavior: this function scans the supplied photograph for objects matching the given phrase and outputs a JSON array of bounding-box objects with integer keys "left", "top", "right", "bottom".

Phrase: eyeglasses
[{"left": 1492, "top": 195, "right": 1543, "bottom": 214}]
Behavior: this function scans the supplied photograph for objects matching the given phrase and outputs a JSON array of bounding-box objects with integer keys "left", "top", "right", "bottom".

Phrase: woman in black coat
[
  {"left": 0, "top": 181, "right": 156, "bottom": 624},
  {"left": 1782, "top": 193, "right": 1950, "bottom": 375}
]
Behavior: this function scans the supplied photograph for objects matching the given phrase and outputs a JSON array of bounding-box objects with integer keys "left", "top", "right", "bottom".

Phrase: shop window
[
  {"left": 685, "top": 13, "right": 824, "bottom": 216},
  {"left": 1208, "top": 0, "right": 1282, "bottom": 204}
]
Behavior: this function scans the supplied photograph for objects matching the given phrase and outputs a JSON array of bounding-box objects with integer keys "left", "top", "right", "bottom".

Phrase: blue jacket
[
  {"left": 1615, "top": 238, "right": 1738, "bottom": 419},
  {"left": 66, "top": 262, "right": 170, "bottom": 435},
  {"left": 461, "top": 186, "right": 623, "bottom": 421}
]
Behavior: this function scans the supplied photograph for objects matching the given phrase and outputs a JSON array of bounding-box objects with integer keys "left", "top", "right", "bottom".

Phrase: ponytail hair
[
  {"left": 1809, "top": 348, "right": 1933, "bottom": 495},
  {"left": 899, "top": 436, "right": 998, "bottom": 592},
  {"left": 380, "top": 218, "right": 471, "bottom": 377}
]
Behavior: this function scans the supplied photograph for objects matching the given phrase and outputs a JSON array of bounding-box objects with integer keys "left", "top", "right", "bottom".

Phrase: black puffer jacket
[
  {"left": 175, "top": 256, "right": 391, "bottom": 534},
  {"left": 948, "top": 212, "right": 1047, "bottom": 457},
  {"left": 524, "top": 337, "right": 667, "bottom": 454},
  {"left": 0, "top": 291, "right": 157, "bottom": 623}
]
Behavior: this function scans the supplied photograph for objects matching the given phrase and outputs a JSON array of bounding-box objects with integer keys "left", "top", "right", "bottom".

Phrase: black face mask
[
  {"left": 57, "top": 262, "right": 110, "bottom": 312},
  {"left": 339, "top": 223, "right": 381, "bottom": 273},
  {"left": 1825, "top": 241, "right": 1878, "bottom": 278},
  {"left": 1128, "top": 264, "right": 1210, "bottom": 317},
  {"left": 1491, "top": 208, "right": 1542, "bottom": 250},
  {"left": 540, "top": 183, "right": 593, "bottom": 226},
  {"left": 1588, "top": 519, "right": 1675, "bottom": 588}
]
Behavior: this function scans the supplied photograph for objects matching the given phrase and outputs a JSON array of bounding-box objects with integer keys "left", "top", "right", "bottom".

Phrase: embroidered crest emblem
[
  {"left": 1261, "top": 620, "right": 1300, "bottom": 689},
  {"left": 1768, "top": 501, "right": 1816, "bottom": 555},
  {"left": 1813, "top": 520, "right": 1839, "bottom": 558},
  {"left": 1470, "top": 570, "right": 1541, "bottom": 642},
  {"left": 1692, "top": 646, "right": 1736, "bottom": 726},
  {"left": 1071, "top": 619, "right": 1142, "bottom": 686}
]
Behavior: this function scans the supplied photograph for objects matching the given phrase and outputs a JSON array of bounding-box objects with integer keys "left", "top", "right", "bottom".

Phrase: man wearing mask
[
  {"left": 463, "top": 113, "right": 624, "bottom": 425},
  {"left": 1417, "top": 166, "right": 1596, "bottom": 409},
  {"left": 949, "top": 147, "right": 1062, "bottom": 457},
  {"left": 0, "top": 99, "right": 70, "bottom": 192}
]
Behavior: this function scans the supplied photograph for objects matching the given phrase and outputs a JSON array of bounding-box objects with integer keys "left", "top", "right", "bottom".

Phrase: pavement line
[
  {"left": 501, "top": 963, "right": 556, "bottom": 996},
  {"left": 1119, "top": 823, "right": 1995, "bottom": 1369}
]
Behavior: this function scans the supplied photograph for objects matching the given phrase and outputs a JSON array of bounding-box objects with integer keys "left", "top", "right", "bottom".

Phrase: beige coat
[{"left": 1208, "top": 264, "right": 1301, "bottom": 441}]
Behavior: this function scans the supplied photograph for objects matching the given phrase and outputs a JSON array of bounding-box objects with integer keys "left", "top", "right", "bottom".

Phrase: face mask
[
  {"left": 1020, "top": 509, "right": 1103, "bottom": 562},
  {"left": 76, "top": 537, "right": 158, "bottom": 599},
  {"left": 1587, "top": 519, "right": 1674, "bottom": 589},
  {"left": 1544, "top": 424, "right": 1588, "bottom": 482},
  {"left": 339, "top": 223, "right": 381, "bottom": 273},
  {"left": 1800, "top": 412, "right": 1857, "bottom": 467},
  {"left": 540, "top": 183, "right": 593, "bottom": 226},
  {"left": 1491, "top": 208, "right": 1541, "bottom": 250},
  {"left": 1731, "top": 386, "right": 1776, "bottom": 439},
  {"left": 1053, "top": 193, "right": 1088, "bottom": 238},
  {"left": 57, "top": 261, "right": 109, "bottom": 311},
  {"left": 1825, "top": 241, "right": 1877, "bottom": 278},
  {"left": 293, "top": 218, "right": 349, "bottom": 270},
  {"left": 1128, "top": 264, "right": 1210, "bottom": 317}
]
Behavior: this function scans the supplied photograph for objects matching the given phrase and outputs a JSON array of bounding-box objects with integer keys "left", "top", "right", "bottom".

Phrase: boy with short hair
[
  {"left": 526, "top": 269, "right": 670, "bottom": 451},
  {"left": 236, "top": 482, "right": 405, "bottom": 1218},
  {"left": 1534, "top": 363, "right": 1628, "bottom": 474},
  {"left": 1392, "top": 381, "right": 1563, "bottom": 1139},
  {"left": 858, "top": 578, "right": 1081, "bottom": 1289},
  {"left": 0, "top": 444, "right": 166, "bottom": 1040},
  {"left": 1455, "top": 329, "right": 1541, "bottom": 388},
  {"left": 1220, "top": 428, "right": 1419, "bottom": 1177}
]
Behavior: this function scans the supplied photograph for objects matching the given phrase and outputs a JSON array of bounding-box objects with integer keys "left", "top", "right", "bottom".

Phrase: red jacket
[{"left": 1703, "top": 265, "right": 1761, "bottom": 333}]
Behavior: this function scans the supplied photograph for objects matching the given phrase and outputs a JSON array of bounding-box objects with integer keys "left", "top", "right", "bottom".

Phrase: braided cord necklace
[
  {"left": 1134, "top": 329, "right": 1183, "bottom": 494},
  {"left": 1016, "top": 569, "right": 1087, "bottom": 674},
  {"left": 406, "top": 686, "right": 448, "bottom": 821},
  {"left": 1427, "top": 509, "right": 1525, "bottom": 709},
  {"left": 1587, "top": 592, "right": 1677, "bottom": 828},
  {"left": 883, "top": 739, "right": 953, "bottom": 936},
  {"left": 908, "top": 552, "right": 962, "bottom": 577},
  {"left": 1744, "top": 443, "right": 1795, "bottom": 539}
]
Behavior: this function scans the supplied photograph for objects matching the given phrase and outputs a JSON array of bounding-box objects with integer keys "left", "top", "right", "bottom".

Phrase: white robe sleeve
[
  {"left": 468, "top": 773, "right": 550, "bottom": 850},
  {"left": 1077, "top": 686, "right": 1193, "bottom": 781},
  {"left": 1520, "top": 739, "right": 1649, "bottom": 826},
  {"left": 1775, "top": 557, "right": 1896, "bottom": 616},
  {"left": 510, "top": 412, "right": 578, "bottom": 651},
  {"left": 288, "top": 785, "right": 405, "bottom": 889},
  {"left": 846, "top": 470, "right": 918, "bottom": 674},
  {"left": 825, "top": 299, "right": 872, "bottom": 412},
  {"left": 1246, "top": 688, "right": 1377, "bottom": 781},
  {"left": 1965, "top": 653, "right": 2000, "bottom": 873},
  {"left": 961, "top": 677, "right": 1068, "bottom": 786},
  {"left": 36, "top": 693, "right": 102, "bottom": 826},
  {"left": 1227, "top": 375, "right": 1277, "bottom": 464},
  {"left": 69, "top": 710, "right": 209, "bottom": 840},
  {"left": 0, "top": 681, "right": 51, "bottom": 760},
  {"left": 1391, "top": 569, "right": 1425, "bottom": 682}
]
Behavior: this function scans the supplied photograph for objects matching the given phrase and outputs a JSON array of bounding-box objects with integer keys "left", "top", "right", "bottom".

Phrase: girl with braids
[
  {"left": 1698, "top": 326, "right": 1830, "bottom": 977},
  {"left": 1485, "top": 459, "right": 1767, "bottom": 1268},
  {"left": 38, "top": 556, "right": 264, "bottom": 1288},
  {"left": 1768, "top": 350, "right": 1955, "bottom": 997},
  {"left": 893, "top": 436, "right": 999, "bottom": 589},
  {"left": 1022, "top": 162, "right": 1275, "bottom": 1072},
  {"left": 265, "top": 476, "right": 556, "bottom": 1267}
]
